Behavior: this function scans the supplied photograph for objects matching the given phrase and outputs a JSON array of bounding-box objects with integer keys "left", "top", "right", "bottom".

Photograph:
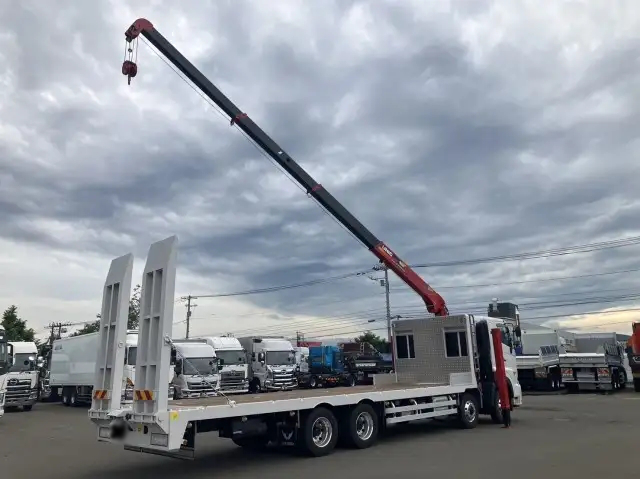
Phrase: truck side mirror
[
  {"left": 217, "top": 358, "right": 225, "bottom": 366},
  {"left": 258, "top": 352, "right": 265, "bottom": 363}
]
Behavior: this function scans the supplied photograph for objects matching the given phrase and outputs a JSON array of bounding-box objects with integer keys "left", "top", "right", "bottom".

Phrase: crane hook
[{"left": 122, "top": 60, "right": 138, "bottom": 85}]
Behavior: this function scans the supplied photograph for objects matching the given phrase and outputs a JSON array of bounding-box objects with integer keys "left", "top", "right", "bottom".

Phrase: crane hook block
[{"left": 122, "top": 60, "right": 138, "bottom": 85}]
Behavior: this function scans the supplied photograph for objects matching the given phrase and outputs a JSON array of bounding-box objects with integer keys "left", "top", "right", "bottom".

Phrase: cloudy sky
[{"left": 1, "top": 0, "right": 640, "bottom": 341}]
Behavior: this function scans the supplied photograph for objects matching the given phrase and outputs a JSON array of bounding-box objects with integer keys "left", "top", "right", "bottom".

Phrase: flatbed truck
[
  {"left": 560, "top": 343, "right": 627, "bottom": 392},
  {"left": 89, "top": 237, "right": 522, "bottom": 459}
]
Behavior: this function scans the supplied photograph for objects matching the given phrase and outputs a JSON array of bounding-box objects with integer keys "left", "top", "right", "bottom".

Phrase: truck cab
[
  {"left": 238, "top": 336, "right": 297, "bottom": 392},
  {"left": 483, "top": 317, "right": 523, "bottom": 407},
  {"left": 171, "top": 340, "right": 220, "bottom": 399},
  {"left": 6, "top": 341, "right": 39, "bottom": 411},
  {"left": 199, "top": 336, "right": 249, "bottom": 394},
  {"left": 0, "top": 329, "right": 8, "bottom": 419}
]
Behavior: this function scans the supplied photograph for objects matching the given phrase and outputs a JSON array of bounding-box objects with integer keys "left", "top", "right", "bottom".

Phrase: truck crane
[{"left": 121, "top": 18, "right": 448, "bottom": 317}]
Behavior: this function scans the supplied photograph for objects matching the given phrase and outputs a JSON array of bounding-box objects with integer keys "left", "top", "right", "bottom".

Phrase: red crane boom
[{"left": 122, "top": 18, "right": 449, "bottom": 316}]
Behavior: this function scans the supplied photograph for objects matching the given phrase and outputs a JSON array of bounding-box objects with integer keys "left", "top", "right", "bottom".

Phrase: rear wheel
[
  {"left": 457, "top": 393, "right": 479, "bottom": 429},
  {"left": 61, "top": 387, "right": 71, "bottom": 407},
  {"left": 23, "top": 404, "right": 33, "bottom": 411},
  {"left": 309, "top": 376, "right": 318, "bottom": 388},
  {"left": 70, "top": 389, "right": 79, "bottom": 407},
  {"left": 297, "top": 407, "right": 338, "bottom": 457},
  {"left": 342, "top": 403, "right": 378, "bottom": 449},
  {"left": 618, "top": 370, "right": 627, "bottom": 389}
]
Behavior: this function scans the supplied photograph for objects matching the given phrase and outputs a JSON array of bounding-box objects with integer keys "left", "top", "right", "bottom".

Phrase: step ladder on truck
[{"left": 88, "top": 236, "right": 522, "bottom": 459}]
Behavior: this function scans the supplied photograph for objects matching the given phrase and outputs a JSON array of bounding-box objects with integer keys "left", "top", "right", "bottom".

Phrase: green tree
[
  {"left": 128, "top": 284, "right": 141, "bottom": 330},
  {"left": 1, "top": 305, "right": 36, "bottom": 342},
  {"left": 72, "top": 284, "right": 141, "bottom": 337},
  {"left": 71, "top": 317, "right": 101, "bottom": 337},
  {"left": 354, "top": 331, "right": 389, "bottom": 354}
]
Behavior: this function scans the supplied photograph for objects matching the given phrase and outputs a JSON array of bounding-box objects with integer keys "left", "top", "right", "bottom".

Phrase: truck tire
[
  {"left": 297, "top": 407, "right": 338, "bottom": 457},
  {"left": 61, "top": 387, "right": 71, "bottom": 407},
  {"left": 489, "top": 389, "right": 503, "bottom": 424},
  {"left": 457, "top": 393, "right": 479, "bottom": 429},
  {"left": 618, "top": 370, "right": 627, "bottom": 389},
  {"left": 342, "top": 403, "right": 379, "bottom": 449},
  {"left": 309, "top": 375, "right": 318, "bottom": 388},
  {"left": 23, "top": 405, "right": 33, "bottom": 411},
  {"left": 347, "top": 375, "right": 357, "bottom": 387},
  {"left": 70, "top": 389, "right": 79, "bottom": 407}
]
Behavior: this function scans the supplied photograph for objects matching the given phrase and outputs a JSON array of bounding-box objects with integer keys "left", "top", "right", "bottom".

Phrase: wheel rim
[
  {"left": 464, "top": 400, "right": 477, "bottom": 422},
  {"left": 311, "top": 417, "right": 333, "bottom": 448},
  {"left": 355, "top": 411, "right": 374, "bottom": 441}
]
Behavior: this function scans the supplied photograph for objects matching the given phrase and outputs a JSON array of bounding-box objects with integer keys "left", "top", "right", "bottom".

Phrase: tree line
[{"left": 1, "top": 284, "right": 142, "bottom": 344}]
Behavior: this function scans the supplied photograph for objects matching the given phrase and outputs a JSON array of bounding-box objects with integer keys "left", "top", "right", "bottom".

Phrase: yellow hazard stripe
[
  {"left": 92, "top": 390, "right": 108, "bottom": 399},
  {"left": 134, "top": 389, "right": 154, "bottom": 401}
]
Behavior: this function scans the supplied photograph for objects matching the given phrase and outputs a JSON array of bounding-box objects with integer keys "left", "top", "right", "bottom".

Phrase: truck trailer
[
  {"left": 50, "top": 330, "right": 177, "bottom": 406},
  {"left": 5, "top": 341, "right": 39, "bottom": 411},
  {"left": 89, "top": 237, "right": 522, "bottom": 459}
]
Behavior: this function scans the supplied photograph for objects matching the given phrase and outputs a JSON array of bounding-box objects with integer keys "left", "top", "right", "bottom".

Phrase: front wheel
[
  {"left": 297, "top": 407, "right": 339, "bottom": 457},
  {"left": 489, "top": 391, "right": 503, "bottom": 424},
  {"left": 457, "top": 393, "right": 479, "bottom": 429}
]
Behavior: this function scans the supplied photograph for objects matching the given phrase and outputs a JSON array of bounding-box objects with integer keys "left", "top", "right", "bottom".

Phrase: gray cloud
[{"left": 1, "top": 0, "right": 640, "bottom": 337}]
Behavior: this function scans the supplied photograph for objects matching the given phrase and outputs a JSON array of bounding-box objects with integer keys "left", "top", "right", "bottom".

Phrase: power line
[
  {"left": 186, "top": 251, "right": 640, "bottom": 301},
  {"left": 410, "top": 236, "right": 640, "bottom": 268}
]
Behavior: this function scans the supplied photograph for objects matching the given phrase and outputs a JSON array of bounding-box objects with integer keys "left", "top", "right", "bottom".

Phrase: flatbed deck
[
  {"left": 163, "top": 381, "right": 458, "bottom": 420},
  {"left": 170, "top": 382, "right": 446, "bottom": 408}
]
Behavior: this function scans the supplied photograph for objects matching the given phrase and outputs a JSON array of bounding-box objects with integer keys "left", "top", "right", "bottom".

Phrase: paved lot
[{"left": 1, "top": 392, "right": 638, "bottom": 479}]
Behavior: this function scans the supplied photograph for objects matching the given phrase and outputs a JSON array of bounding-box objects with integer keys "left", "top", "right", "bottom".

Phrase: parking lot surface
[{"left": 1, "top": 392, "right": 638, "bottom": 479}]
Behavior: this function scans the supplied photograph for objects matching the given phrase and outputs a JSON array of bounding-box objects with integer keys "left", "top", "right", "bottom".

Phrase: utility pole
[
  {"left": 184, "top": 295, "right": 197, "bottom": 339},
  {"left": 371, "top": 264, "right": 392, "bottom": 346},
  {"left": 383, "top": 266, "right": 391, "bottom": 347}
]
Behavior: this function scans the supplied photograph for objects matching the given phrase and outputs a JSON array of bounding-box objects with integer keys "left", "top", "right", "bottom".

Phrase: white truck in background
[
  {"left": 0, "top": 328, "right": 9, "bottom": 419},
  {"left": 238, "top": 335, "right": 298, "bottom": 392},
  {"left": 5, "top": 341, "right": 39, "bottom": 411},
  {"left": 88, "top": 236, "right": 523, "bottom": 460},
  {"left": 171, "top": 339, "right": 219, "bottom": 399},
  {"left": 199, "top": 336, "right": 249, "bottom": 394},
  {"left": 50, "top": 330, "right": 175, "bottom": 406},
  {"left": 560, "top": 332, "right": 628, "bottom": 392},
  {"left": 515, "top": 328, "right": 563, "bottom": 391}
]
